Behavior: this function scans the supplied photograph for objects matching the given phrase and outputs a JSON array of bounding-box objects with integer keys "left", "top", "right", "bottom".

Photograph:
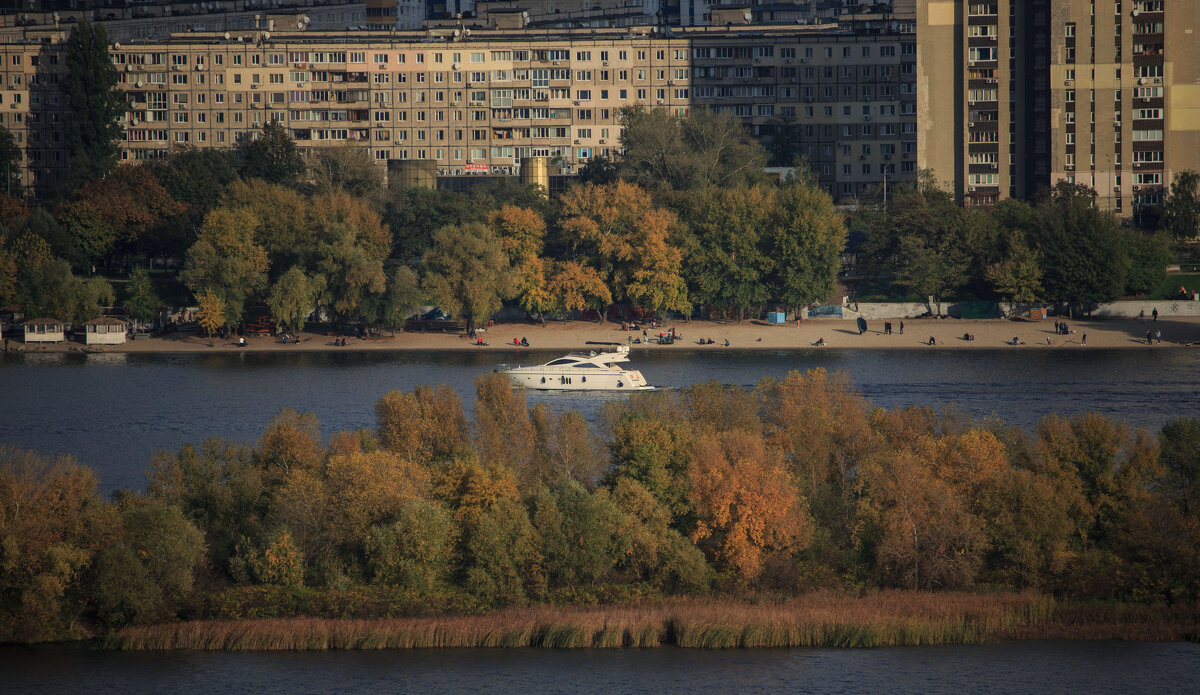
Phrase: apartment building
[
  {"left": 919, "top": 0, "right": 1199, "bottom": 215},
  {"left": 0, "top": 21, "right": 917, "bottom": 201}
]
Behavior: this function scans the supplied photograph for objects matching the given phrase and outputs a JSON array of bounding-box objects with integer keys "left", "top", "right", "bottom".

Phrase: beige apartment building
[
  {"left": 0, "top": 21, "right": 917, "bottom": 201},
  {"left": 918, "top": 0, "right": 1199, "bottom": 216}
]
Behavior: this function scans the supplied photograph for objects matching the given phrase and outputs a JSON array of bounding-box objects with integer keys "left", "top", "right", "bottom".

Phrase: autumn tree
[
  {"left": 61, "top": 21, "right": 125, "bottom": 190},
  {"left": 547, "top": 260, "right": 612, "bottom": 322},
  {"left": 266, "top": 266, "right": 324, "bottom": 333},
  {"left": 687, "top": 429, "right": 810, "bottom": 582},
  {"left": 422, "top": 222, "right": 511, "bottom": 333},
  {"left": 363, "top": 499, "right": 457, "bottom": 593},
  {"left": 473, "top": 372, "right": 534, "bottom": 473},
  {"left": 181, "top": 208, "right": 270, "bottom": 327},
  {"left": 376, "top": 385, "right": 472, "bottom": 464},
  {"left": 306, "top": 144, "right": 385, "bottom": 201},
  {"left": 558, "top": 181, "right": 689, "bottom": 319},
  {"left": 194, "top": 291, "right": 225, "bottom": 340},
  {"left": 528, "top": 404, "right": 606, "bottom": 491},
  {"left": 490, "top": 205, "right": 555, "bottom": 321}
]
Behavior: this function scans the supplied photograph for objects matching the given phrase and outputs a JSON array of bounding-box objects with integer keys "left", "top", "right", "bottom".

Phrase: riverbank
[
  {"left": 106, "top": 594, "right": 1199, "bottom": 650},
  {"left": 6, "top": 316, "right": 1200, "bottom": 355}
]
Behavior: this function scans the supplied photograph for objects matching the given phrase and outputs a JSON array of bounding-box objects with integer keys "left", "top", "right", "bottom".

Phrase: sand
[{"left": 7, "top": 315, "right": 1200, "bottom": 355}]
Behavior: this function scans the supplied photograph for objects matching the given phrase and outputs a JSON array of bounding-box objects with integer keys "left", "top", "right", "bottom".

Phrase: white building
[
  {"left": 84, "top": 317, "right": 128, "bottom": 346},
  {"left": 23, "top": 318, "right": 65, "bottom": 343}
]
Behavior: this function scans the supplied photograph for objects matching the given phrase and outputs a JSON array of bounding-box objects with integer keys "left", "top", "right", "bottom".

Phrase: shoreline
[{"left": 5, "top": 316, "right": 1200, "bottom": 356}]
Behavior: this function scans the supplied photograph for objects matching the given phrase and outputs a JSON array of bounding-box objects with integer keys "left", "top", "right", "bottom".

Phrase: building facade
[
  {"left": 0, "top": 21, "right": 917, "bottom": 202},
  {"left": 918, "top": 0, "right": 1199, "bottom": 215}
]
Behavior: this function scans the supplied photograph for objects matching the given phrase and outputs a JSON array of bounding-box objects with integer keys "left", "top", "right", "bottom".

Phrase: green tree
[
  {"left": 1123, "top": 231, "right": 1172, "bottom": 297},
  {"left": 238, "top": 119, "right": 305, "bottom": 186},
  {"left": 72, "top": 276, "right": 115, "bottom": 324},
  {"left": 125, "top": 266, "right": 161, "bottom": 328},
  {"left": 15, "top": 257, "right": 79, "bottom": 320},
  {"left": 374, "top": 264, "right": 422, "bottom": 331},
  {"left": 1030, "top": 183, "right": 1127, "bottom": 315},
  {"left": 422, "top": 222, "right": 511, "bottom": 333},
  {"left": 60, "top": 21, "right": 126, "bottom": 190},
  {"left": 92, "top": 498, "right": 206, "bottom": 627},
  {"left": 529, "top": 480, "right": 628, "bottom": 589},
  {"left": 266, "top": 266, "right": 325, "bottom": 333},
  {"left": 1159, "top": 418, "right": 1200, "bottom": 519},
  {"left": 0, "top": 125, "right": 20, "bottom": 196},
  {"left": 363, "top": 500, "right": 456, "bottom": 593},
  {"left": 766, "top": 182, "right": 846, "bottom": 314},
  {"left": 616, "top": 106, "right": 767, "bottom": 191},
  {"left": 146, "top": 148, "right": 239, "bottom": 260},
  {"left": 682, "top": 186, "right": 774, "bottom": 321},
  {"left": 985, "top": 230, "right": 1043, "bottom": 310},
  {"left": 1160, "top": 170, "right": 1200, "bottom": 240}
]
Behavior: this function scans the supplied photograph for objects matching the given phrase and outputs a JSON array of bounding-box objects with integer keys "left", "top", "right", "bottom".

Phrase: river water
[
  {"left": 3, "top": 348, "right": 1200, "bottom": 495},
  {"left": 1, "top": 640, "right": 1197, "bottom": 694}
]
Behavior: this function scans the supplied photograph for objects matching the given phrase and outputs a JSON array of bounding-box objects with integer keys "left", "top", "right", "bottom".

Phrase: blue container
[{"left": 767, "top": 312, "right": 786, "bottom": 324}]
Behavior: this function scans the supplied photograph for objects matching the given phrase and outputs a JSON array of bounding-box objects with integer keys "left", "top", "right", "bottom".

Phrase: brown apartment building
[
  {"left": 0, "top": 20, "right": 918, "bottom": 201},
  {"left": 919, "top": 0, "right": 1200, "bottom": 216}
]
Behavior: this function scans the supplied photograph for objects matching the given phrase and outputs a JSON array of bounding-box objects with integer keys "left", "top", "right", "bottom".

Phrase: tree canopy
[{"left": 60, "top": 21, "right": 126, "bottom": 190}]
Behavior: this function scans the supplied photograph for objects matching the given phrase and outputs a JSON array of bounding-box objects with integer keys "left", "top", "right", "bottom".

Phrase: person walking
[
  {"left": 1156, "top": 329, "right": 1162, "bottom": 344},
  {"left": 899, "top": 320, "right": 904, "bottom": 335},
  {"left": 1081, "top": 334, "right": 1086, "bottom": 346},
  {"left": 1152, "top": 307, "right": 1158, "bottom": 321},
  {"left": 1147, "top": 329, "right": 1153, "bottom": 345}
]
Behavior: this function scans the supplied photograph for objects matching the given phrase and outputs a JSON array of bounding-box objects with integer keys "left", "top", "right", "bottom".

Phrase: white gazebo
[
  {"left": 23, "top": 318, "right": 65, "bottom": 343},
  {"left": 84, "top": 316, "right": 128, "bottom": 345}
]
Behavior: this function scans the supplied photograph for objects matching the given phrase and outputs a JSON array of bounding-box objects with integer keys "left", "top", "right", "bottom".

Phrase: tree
[
  {"left": 60, "top": 21, "right": 126, "bottom": 190},
  {"left": 266, "top": 266, "right": 325, "bottom": 333},
  {"left": 0, "top": 125, "right": 20, "bottom": 196},
  {"left": 374, "top": 264, "right": 422, "bottom": 331},
  {"left": 363, "top": 500, "right": 456, "bottom": 593},
  {"left": 490, "top": 205, "right": 555, "bottom": 321},
  {"left": 146, "top": 148, "right": 239, "bottom": 260},
  {"left": 765, "top": 183, "right": 846, "bottom": 314},
  {"left": 181, "top": 208, "right": 270, "bottom": 327},
  {"left": 56, "top": 167, "right": 185, "bottom": 269},
  {"left": 125, "top": 266, "right": 161, "bottom": 328},
  {"left": 1161, "top": 170, "right": 1200, "bottom": 240},
  {"left": 473, "top": 372, "right": 534, "bottom": 472},
  {"left": 985, "top": 230, "right": 1043, "bottom": 310},
  {"left": 306, "top": 144, "right": 385, "bottom": 201},
  {"left": 547, "top": 260, "right": 612, "bottom": 322},
  {"left": 238, "top": 119, "right": 305, "bottom": 186},
  {"left": 422, "top": 222, "right": 511, "bottom": 333},
  {"left": 14, "top": 257, "right": 79, "bottom": 320},
  {"left": 194, "top": 290, "right": 225, "bottom": 340},
  {"left": 1123, "top": 231, "right": 1172, "bottom": 297},
  {"left": 72, "top": 276, "right": 115, "bottom": 324},
  {"left": 558, "top": 181, "right": 689, "bottom": 319},
  {"left": 1030, "top": 183, "right": 1127, "bottom": 315},
  {"left": 616, "top": 106, "right": 767, "bottom": 191},
  {"left": 1159, "top": 418, "right": 1200, "bottom": 519},
  {"left": 687, "top": 429, "right": 811, "bottom": 582}
]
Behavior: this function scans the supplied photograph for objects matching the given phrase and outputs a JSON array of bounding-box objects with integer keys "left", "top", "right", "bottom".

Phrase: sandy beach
[{"left": 7, "top": 316, "right": 1200, "bottom": 355}]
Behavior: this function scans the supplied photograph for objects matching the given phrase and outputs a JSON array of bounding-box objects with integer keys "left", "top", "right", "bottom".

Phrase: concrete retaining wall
[{"left": 1091, "top": 299, "right": 1200, "bottom": 318}]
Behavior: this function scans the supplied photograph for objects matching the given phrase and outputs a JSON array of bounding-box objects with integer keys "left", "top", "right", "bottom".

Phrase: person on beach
[
  {"left": 1081, "top": 334, "right": 1086, "bottom": 346},
  {"left": 723, "top": 339, "right": 730, "bottom": 347},
  {"left": 899, "top": 321, "right": 904, "bottom": 335},
  {"left": 814, "top": 337, "right": 826, "bottom": 346},
  {"left": 1147, "top": 330, "right": 1153, "bottom": 345},
  {"left": 1153, "top": 308, "right": 1158, "bottom": 321},
  {"left": 1046, "top": 336, "right": 1052, "bottom": 346},
  {"left": 520, "top": 337, "right": 529, "bottom": 347},
  {"left": 928, "top": 336, "right": 936, "bottom": 346},
  {"left": 1156, "top": 329, "right": 1161, "bottom": 344}
]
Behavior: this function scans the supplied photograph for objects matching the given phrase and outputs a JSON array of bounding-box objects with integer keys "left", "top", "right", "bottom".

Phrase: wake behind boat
[{"left": 499, "top": 344, "right": 654, "bottom": 391}]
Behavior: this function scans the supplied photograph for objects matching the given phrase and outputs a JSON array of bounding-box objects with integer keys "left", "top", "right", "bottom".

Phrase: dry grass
[
  {"left": 108, "top": 591, "right": 1150, "bottom": 651},
  {"left": 108, "top": 592, "right": 1200, "bottom": 651}
]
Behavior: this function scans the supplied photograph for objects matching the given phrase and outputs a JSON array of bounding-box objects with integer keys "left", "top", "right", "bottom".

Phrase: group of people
[
  {"left": 512, "top": 337, "right": 530, "bottom": 347},
  {"left": 1053, "top": 321, "right": 1072, "bottom": 335},
  {"left": 882, "top": 321, "right": 903, "bottom": 335},
  {"left": 1146, "top": 329, "right": 1162, "bottom": 345},
  {"left": 332, "top": 337, "right": 349, "bottom": 346}
]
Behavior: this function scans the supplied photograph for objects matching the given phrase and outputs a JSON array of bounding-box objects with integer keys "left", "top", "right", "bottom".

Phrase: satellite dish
[
  {"left": 262, "top": 31, "right": 270, "bottom": 40},
  {"left": 743, "top": 11, "right": 751, "bottom": 21},
  {"left": 224, "top": 31, "right": 231, "bottom": 40},
  {"left": 113, "top": 42, "right": 121, "bottom": 49},
  {"left": 296, "top": 20, "right": 303, "bottom": 29}
]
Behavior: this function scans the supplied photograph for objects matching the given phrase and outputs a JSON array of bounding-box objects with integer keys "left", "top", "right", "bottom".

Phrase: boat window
[
  {"left": 546, "top": 358, "right": 577, "bottom": 366},
  {"left": 573, "top": 363, "right": 602, "bottom": 368}
]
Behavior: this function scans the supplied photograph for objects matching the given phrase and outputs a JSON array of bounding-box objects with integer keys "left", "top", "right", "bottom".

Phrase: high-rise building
[
  {"left": 918, "top": 0, "right": 1199, "bottom": 215},
  {"left": 0, "top": 21, "right": 917, "bottom": 200}
]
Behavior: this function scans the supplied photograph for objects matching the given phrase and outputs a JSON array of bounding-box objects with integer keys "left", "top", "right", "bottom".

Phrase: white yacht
[{"left": 500, "top": 345, "right": 654, "bottom": 391}]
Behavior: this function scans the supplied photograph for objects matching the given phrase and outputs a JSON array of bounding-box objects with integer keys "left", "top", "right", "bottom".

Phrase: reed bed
[{"left": 107, "top": 592, "right": 1199, "bottom": 651}]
